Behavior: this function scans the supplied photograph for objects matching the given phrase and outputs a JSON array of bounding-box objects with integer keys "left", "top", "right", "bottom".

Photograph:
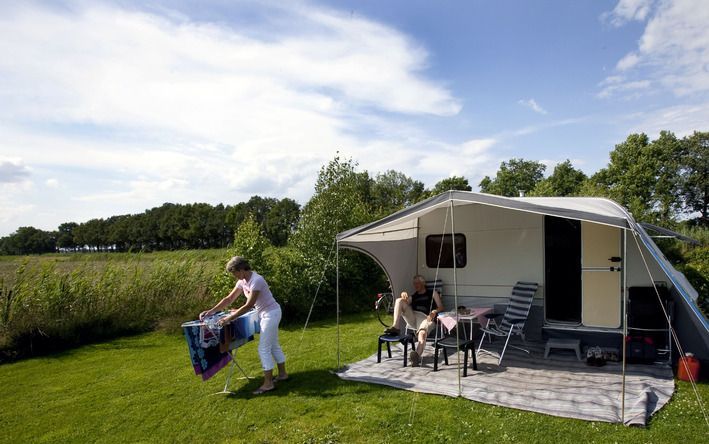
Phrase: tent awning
[{"left": 337, "top": 191, "right": 631, "bottom": 244}]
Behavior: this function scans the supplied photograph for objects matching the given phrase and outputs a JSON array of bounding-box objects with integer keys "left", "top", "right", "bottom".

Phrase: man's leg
[
  {"left": 390, "top": 298, "right": 416, "bottom": 333},
  {"left": 416, "top": 330, "right": 428, "bottom": 356},
  {"left": 391, "top": 297, "right": 405, "bottom": 330},
  {"left": 416, "top": 316, "right": 436, "bottom": 356}
]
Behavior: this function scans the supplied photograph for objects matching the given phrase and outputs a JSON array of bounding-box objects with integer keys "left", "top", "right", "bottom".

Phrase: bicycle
[{"left": 374, "top": 292, "right": 394, "bottom": 327}]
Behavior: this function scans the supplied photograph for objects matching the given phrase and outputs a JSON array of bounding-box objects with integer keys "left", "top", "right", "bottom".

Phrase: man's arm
[{"left": 428, "top": 290, "right": 444, "bottom": 321}]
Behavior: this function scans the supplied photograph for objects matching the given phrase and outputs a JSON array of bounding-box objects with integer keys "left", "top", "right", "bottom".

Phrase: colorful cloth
[{"left": 182, "top": 311, "right": 260, "bottom": 381}]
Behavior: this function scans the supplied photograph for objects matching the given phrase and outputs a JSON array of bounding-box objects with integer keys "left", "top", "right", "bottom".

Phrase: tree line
[
  {"left": 0, "top": 197, "right": 300, "bottom": 255},
  {"left": 0, "top": 130, "right": 706, "bottom": 256}
]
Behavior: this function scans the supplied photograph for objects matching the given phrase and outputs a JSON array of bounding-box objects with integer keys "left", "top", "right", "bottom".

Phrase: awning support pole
[
  {"left": 621, "top": 228, "right": 628, "bottom": 423},
  {"left": 336, "top": 240, "right": 340, "bottom": 369}
]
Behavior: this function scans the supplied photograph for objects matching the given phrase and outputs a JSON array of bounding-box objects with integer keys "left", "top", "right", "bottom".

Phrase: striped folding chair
[{"left": 476, "top": 282, "right": 538, "bottom": 365}]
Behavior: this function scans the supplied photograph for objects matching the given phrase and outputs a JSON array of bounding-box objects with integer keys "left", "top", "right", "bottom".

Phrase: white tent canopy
[{"left": 337, "top": 191, "right": 708, "bottom": 361}]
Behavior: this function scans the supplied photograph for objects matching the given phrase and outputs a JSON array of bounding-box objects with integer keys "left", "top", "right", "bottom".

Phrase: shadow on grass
[{"left": 221, "top": 368, "right": 385, "bottom": 400}]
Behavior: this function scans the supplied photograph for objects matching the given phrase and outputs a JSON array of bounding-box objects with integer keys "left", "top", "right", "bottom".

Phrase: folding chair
[{"left": 476, "top": 282, "right": 538, "bottom": 365}]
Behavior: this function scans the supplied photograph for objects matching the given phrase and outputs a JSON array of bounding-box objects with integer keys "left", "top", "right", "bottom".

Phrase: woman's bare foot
[{"left": 252, "top": 385, "right": 275, "bottom": 395}]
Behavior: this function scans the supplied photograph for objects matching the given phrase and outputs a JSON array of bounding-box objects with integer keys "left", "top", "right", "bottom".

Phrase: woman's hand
[{"left": 199, "top": 310, "right": 211, "bottom": 321}]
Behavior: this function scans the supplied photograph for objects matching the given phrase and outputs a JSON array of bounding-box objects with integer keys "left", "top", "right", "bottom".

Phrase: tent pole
[
  {"left": 621, "top": 228, "right": 628, "bottom": 423},
  {"left": 450, "top": 198, "right": 462, "bottom": 396},
  {"left": 336, "top": 240, "right": 340, "bottom": 370}
]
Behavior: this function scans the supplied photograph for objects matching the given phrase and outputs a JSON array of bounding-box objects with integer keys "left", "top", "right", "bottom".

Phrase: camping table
[
  {"left": 182, "top": 310, "right": 260, "bottom": 394},
  {"left": 438, "top": 307, "right": 493, "bottom": 340}
]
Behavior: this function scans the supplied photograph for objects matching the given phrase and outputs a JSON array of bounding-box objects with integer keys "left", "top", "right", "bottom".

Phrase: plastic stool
[
  {"left": 433, "top": 337, "right": 477, "bottom": 376},
  {"left": 378, "top": 334, "right": 415, "bottom": 367},
  {"left": 544, "top": 338, "right": 582, "bottom": 360}
]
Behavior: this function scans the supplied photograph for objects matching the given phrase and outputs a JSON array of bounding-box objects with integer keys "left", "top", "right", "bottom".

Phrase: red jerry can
[{"left": 677, "top": 353, "right": 700, "bottom": 382}]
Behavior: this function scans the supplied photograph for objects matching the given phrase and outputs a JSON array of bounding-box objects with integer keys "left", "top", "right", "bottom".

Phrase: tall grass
[{"left": 0, "top": 251, "right": 226, "bottom": 361}]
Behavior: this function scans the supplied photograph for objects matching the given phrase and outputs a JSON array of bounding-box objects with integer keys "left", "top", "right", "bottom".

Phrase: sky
[{"left": 1, "top": 0, "right": 708, "bottom": 236}]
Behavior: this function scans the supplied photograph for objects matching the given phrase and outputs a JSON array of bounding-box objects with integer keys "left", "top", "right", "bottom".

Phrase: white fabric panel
[
  {"left": 416, "top": 205, "right": 544, "bottom": 294},
  {"left": 516, "top": 197, "right": 630, "bottom": 220},
  {"left": 338, "top": 238, "right": 417, "bottom": 299},
  {"left": 626, "top": 235, "right": 667, "bottom": 288},
  {"left": 340, "top": 219, "right": 417, "bottom": 242}
]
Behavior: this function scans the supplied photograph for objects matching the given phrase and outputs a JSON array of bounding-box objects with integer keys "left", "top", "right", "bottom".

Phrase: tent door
[
  {"left": 581, "top": 222, "right": 622, "bottom": 328},
  {"left": 544, "top": 216, "right": 582, "bottom": 323}
]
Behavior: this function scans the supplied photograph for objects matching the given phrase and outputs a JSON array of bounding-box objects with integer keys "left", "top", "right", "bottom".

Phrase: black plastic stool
[
  {"left": 378, "top": 334, "right": 415, "bottom": 367},
  {"left": 433, "top": 337, "right": 477, "bottom": 376}
]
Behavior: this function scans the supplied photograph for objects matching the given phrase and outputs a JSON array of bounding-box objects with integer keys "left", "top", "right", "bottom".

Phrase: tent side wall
[
  {"left": 631, "top": 227, "right": 709, "bottom": 367},
  {"left": 672, "top": 288, "right": 709, "bottom": 374},
  {"left": 626, "top": 237, "right": 666, "bottom": 287},
  {"left": 415, "top": 204, "right": 545, "bottom": 307},
  {"left": 338, "top": 238, "right": 417, "bottom": 301}
]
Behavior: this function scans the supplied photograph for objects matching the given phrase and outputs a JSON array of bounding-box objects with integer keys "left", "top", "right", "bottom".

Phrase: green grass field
[{"left": 0, "top": 312, "right": 707, "bottom": 443}]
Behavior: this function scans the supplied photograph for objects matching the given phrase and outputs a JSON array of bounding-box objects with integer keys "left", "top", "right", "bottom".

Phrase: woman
[{"left": 200, "top": 256, "right": 287, "bottom": 394}]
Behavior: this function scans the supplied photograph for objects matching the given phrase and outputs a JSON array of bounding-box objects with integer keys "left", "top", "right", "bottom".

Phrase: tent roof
[{"left": 337, "top": 191, "right": 632, "bottom": 243}]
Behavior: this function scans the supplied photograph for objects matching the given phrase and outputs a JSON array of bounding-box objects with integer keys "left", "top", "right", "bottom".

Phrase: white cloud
[
  {"left": 0, "top": 1, "right": 464, "bottom": 235},
  {"left": 597, "top": 79, "right": 651, "bottom": 98},
  {"left": 517, "top": 99, "right": 548, "bottom": 115},
  {"left": 600, "top": 0, "right": 709, "bottom": 98},
  {"left": 602, "top": 0, "right": 654, "bottom": 27},
  {"left": 624, "top": 102, "right": 709, "bottom": 138},
  {"left": 616, "top": 52, "right": 640, "bottom": 71},
  {"left": 0, "top": 158, "right": 31, "bottom": 183}
]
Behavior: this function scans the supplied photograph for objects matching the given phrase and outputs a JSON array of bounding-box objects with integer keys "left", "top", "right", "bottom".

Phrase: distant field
[
  {"left": 0, "top": 249, "right": 229, "bottom": 287},
  {"left": 0, "top": 250, "right": 230, "bottom": 360}
]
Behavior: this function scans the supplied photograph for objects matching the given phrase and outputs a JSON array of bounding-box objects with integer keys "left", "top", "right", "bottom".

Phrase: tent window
[{"left": 425, "top": 234, "right": 466, "bottom": 268}]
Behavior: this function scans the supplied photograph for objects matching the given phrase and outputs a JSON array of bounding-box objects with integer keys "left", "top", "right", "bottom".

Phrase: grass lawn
[{"left": 0, "top": 312, "right": 706, "bottom": 443}]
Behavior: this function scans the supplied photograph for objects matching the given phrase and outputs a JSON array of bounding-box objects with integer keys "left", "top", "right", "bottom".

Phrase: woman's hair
[{"left": 226, "top": 256, "right": 251, "bottom": 273}]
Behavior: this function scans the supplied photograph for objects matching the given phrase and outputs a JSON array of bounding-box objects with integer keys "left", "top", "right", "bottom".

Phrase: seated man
[{"left": 383, "top": 275, "right": 444, "bottom": 367}]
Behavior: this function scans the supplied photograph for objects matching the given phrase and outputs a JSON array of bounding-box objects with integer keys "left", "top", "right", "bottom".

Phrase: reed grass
[{"left": 0, "top": 251, "right": 227, "bottom": 360}]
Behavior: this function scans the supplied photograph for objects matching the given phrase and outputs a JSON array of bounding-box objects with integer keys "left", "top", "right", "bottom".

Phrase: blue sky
[{"left": 1, "top": 0, "right": 707, "bottom": 236}]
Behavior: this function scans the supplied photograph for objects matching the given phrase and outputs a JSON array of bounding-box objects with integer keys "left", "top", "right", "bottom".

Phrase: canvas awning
[{"left": 336, "top": 191, "right": 708, "bottom": 346}]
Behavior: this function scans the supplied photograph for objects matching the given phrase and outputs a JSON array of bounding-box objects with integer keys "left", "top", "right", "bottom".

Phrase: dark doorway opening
[{"left": 545, "top": 216, "right": 582, "bottom": 323}]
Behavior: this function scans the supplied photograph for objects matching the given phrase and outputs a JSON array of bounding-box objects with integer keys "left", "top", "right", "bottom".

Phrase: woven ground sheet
[{"left": 336, "top": 341, "right": 674, "bottom": 426}]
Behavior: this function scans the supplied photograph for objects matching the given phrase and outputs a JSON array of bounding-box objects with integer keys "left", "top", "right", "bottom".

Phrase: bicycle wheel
[{"left": 375, "top": 293, "right": 394, "bottom": 327}]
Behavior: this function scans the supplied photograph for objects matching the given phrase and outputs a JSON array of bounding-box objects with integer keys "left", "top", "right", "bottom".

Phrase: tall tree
[
  {"left": 263, "top": 198, "right": 300, "bottom": 247},
  {"left": 531, "top": 160, "right": 587, "bottom": 196},
  {"left": 479, "top": 158, "right": 546, "bottom": 196},
  {"left": 56, "top": 222, "right": 78, "bottom": 251},
  {"left": 589, "top": 132, "right": 682, "bottom": 223},
  {"left": 428, "top": 176, "right": 472, "bottom": 196},
  {"left": 291, "top": 156, "right": 372, "bottom": 263},
  {"left": 371, "top": 170, "right": 426, "bottom": 215},
  {"left": 678, "top": 131, "right": 709, "bottom": 226},
  {"left": 0, "top": 227, "right": 56, "bottom": 254},
  {"left": 289, "top": 155, "right": 380, "bottom": 312},
  {"left": 232, "top": 216, "right": 271, "bottom": 272}
]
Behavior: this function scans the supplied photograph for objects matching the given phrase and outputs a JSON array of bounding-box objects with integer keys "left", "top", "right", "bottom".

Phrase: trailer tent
[{"left": 336, "top": 191, "right": 708, "bottom": 365}]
